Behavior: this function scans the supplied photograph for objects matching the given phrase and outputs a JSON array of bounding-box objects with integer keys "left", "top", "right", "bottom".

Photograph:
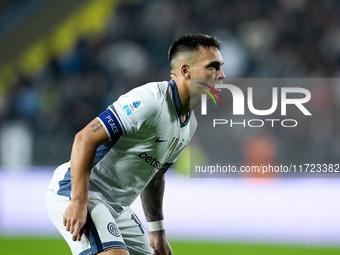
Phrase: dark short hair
[{"left": 168, "top": 34, "right": 221, "bottom": 63}]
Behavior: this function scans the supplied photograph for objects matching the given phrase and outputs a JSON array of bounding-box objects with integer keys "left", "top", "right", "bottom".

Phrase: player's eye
[{"left": 210, "top": 65, "right": 220, "bottom": 71}]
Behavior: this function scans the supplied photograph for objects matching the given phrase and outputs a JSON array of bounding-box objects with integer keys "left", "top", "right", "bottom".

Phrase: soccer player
[{"left": 46, "top": 34, "right": 225, "bottom": 255}]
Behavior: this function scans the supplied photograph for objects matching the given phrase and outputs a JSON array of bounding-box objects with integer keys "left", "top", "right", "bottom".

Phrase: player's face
[
  {"left": 189, "top": 46, "right": 225, "bottom": 103},
  {"left": 190, "top": 46, "right": 225, "bottom": 84}
]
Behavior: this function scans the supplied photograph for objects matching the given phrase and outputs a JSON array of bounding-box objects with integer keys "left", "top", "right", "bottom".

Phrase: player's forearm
[
  {"left": 141, "top": 174, "right": 165, "bottom": 222},
  {"left": 69, "top": 132, "right": 97, "bottom": 204}
]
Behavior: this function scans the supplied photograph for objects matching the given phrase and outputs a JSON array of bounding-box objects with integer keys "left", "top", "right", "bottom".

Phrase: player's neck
[{"left": 171, "top": 77, "right": 191, "bottom": 116}]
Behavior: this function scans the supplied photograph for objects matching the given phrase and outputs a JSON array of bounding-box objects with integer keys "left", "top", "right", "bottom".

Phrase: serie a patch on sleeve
[{"left": 120, "top": 96, "right": 144, "bottom": 116}]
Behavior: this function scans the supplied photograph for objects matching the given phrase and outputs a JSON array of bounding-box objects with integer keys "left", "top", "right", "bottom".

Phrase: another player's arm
[
  {"left": 63, "top": 118, "right": 109, "bottom": 241},
  {"left": 141, "top": 167, "right": 173, "bottom": 255}
]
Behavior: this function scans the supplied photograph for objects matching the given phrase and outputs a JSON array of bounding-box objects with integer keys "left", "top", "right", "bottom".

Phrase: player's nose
[{"left": 217, "top": 68, "right": 225, "bottom": 81}]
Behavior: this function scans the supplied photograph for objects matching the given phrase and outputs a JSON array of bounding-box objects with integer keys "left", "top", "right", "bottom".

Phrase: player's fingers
[
  {"left": 72, "top": 222, "right": 84, "bottom": 241},
  {"left": 77, "top": 232, "right": 83, "bottom": 241},
  {"left": 71, "top": 227, "right": 79, "bottom": 241},
  {"left": 64, "top": 217, "right": 71, "bottom": 231},
  {"left": 77, "top": 227, "right": 84, "bottom": 241},
  {"left": 66, "top": 222, "right": 71, "bottom": 232},
  {"left": 70, "top": 221, "right": 76, "bottom": 235},
  {"left": 72, "top": 234, "right": 78, "bottom": 242},
  {"left": 63, "top": 215, "right": 70, "bottom": 228}
]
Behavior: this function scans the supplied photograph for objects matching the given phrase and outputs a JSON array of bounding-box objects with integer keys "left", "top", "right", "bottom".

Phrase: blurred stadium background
[{"left": 0, "top": 0, "right": 340, "bottom": 254}]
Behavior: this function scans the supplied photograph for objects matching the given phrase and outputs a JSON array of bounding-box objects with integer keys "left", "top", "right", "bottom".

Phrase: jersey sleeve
[{"left": 107, "top": 83, "right": 163, "bottom": 136}]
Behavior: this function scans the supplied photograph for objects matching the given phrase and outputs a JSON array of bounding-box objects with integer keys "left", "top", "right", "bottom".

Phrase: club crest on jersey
[
  {"left": 107, "top": 222, "right": 121, "bottom": 237},
  {"left": 168, "top": 137, "right": 178, "bottom": 151},
  {"left": 123, "top": 100, "right": 143, "bottom": 116}
]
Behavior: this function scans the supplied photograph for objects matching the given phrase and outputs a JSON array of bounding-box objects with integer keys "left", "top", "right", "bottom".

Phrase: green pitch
[{"left": 0, "top": 237, "right": 339, "bottom": 255}]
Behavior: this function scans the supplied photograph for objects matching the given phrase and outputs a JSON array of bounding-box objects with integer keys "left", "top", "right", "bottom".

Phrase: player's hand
[
  {"left": 63, "top": 201, "right": 87, "bottom": 241},
  {"left": 149, "top": 230, "right": 173, "bottom": 255}
]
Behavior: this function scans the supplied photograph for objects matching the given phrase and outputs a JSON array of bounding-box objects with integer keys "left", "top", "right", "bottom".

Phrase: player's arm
[
  {"left": 140, "top": 167, "right": 173, "bottom": 255},
  {"left": 63, "top": 118, "right": 109, "bottom": 241}
]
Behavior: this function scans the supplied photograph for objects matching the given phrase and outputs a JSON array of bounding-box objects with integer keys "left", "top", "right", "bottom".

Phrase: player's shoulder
[
  {"left": 113, "top": 81, "right": 169, "bottom": 121},
  {"left": 116, "top": 81, "right": 169, "bottom": 113},
  {"left": 128, "top": 81, "right": 169, "bottom": 101}
]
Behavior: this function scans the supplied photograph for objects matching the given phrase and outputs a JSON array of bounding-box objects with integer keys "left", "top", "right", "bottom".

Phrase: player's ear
[{"left": 180, "top": 64, "right": 190, "bottom": 80}]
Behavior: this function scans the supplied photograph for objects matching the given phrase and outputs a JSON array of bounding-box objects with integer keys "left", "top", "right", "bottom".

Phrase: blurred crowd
[
  {"left": 0, "top": 0, "right": 20, "bottom": 15},
  {"left": 1, "top": 0, "right": 340, "bottom": 167}
]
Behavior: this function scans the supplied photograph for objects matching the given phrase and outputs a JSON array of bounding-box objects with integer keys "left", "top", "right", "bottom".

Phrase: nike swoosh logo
[{"left": 156, "top": 138, "right": 167, "bottom": 142}]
